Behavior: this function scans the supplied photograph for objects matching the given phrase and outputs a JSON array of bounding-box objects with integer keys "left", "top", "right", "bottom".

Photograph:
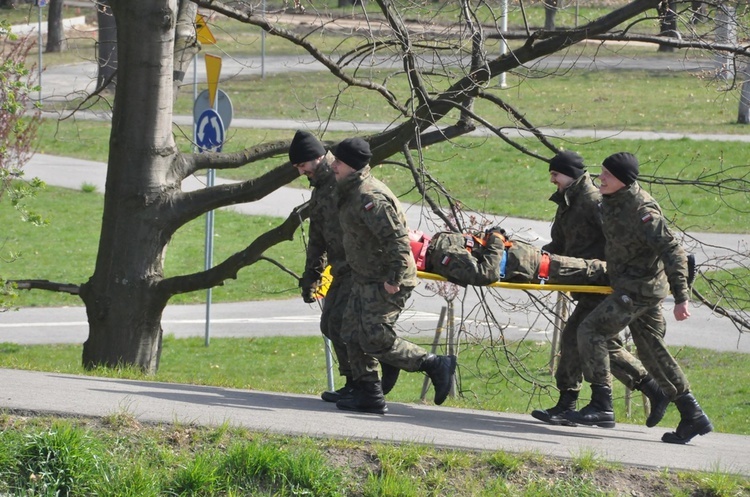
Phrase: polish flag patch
[
  {"left": 364, "top": 201, "right": 374, "bottom": 211},
  {"left": 441, "top": 255, "right": 451, "bottom": 266},
  {"left": 641, "top": 213, "right": 653, "bottom": 223}
]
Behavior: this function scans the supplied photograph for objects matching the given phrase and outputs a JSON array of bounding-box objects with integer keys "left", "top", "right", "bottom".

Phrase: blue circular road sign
[{"left": 195, "top": 108, "right": 225, "bottom": 152}]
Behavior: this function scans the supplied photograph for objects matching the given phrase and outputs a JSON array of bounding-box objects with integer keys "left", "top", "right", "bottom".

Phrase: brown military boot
[
  {"left": 563, "top": 384, "right": 615, "bottom": 428},
  {"left": 531, "top": 389, "right": 578, "bottom": 426},
  {"left": 336, "top": 380, "right": 388, "bottom": 415},
  {"left": 634, "top": 376, "right": 670, "bottom": 427},
  {"left": 662, "top": 392, "right": 713, "bottom": 444}
]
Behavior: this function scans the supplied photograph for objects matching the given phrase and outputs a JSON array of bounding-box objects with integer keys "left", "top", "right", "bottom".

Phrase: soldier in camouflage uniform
[
  {"left": 331, "top": 137, "right": 457, "bottom": 415},
  {"left": 564, "top": 152, "right": 713, "bottom": 444},
  {"left": 290, "top": 130, "right": 358, "bottom": 403},
  {"left": 530, "top": 151, "right": 668, "bottom": 428}
]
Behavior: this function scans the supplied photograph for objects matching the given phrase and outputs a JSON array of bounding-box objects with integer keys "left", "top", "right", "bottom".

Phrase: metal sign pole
[
  {"left": 499, "top": 0, "right": 508, "bottom": 88},
  {"left": 37, "top": 1, "right": 45, "bottom": 101}
]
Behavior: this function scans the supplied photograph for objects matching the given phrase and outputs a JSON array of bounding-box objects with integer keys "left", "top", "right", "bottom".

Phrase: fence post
[
  {"left": 420, "top": 306, "right": 448, "bottom": 401},
  {"left": 549, "top": 293, "right": 569, "bottom": 375}
]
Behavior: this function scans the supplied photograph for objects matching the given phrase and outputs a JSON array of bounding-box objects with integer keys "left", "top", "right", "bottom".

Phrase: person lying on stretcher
[{"left": 409, "top": 227, "right": 609, "bottom": 288}]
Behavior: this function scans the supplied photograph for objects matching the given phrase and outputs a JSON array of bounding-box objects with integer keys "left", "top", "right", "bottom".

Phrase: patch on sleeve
[
  {"left": 641, "top": 213, "right": 653, "bottom": 223},
  {"left": 364, "top": 201, "right": 375, "bottom": 211}
]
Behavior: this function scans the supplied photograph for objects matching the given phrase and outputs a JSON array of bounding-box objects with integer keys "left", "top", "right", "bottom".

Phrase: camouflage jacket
[
  {"left": 337, "top": 167, "right": 418, "bottom": 287},
  {"left": 301, "top": 162, "right": 349, "bottom": 288},
  {"left": 601, "top": 182, "right": 690, "bottom": 303},
  {"left": 543, "top": 172, "right": 605, "bottom": 260}
]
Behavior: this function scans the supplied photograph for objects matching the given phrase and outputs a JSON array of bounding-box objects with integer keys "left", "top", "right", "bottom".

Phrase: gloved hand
[{"left": 301, "top": 286, "right": 316, "bottom": 303}]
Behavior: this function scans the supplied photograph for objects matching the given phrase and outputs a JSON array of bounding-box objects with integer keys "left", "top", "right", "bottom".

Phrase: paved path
[{"left": 2, "top": 368, "right": 748, "bottom": 476}]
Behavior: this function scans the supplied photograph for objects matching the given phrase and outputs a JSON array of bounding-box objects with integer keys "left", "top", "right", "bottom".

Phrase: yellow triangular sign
[
  {"left": 204, "top": 54, "right": 222, "bottom": 108},
  {"left": 195, "top": 14, "right": 216, "bottom": 45}
]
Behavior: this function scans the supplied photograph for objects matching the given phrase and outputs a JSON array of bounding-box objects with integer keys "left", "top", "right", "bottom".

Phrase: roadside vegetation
[{"left": 2, "top": 412, "right": 746, "bottom": 496}]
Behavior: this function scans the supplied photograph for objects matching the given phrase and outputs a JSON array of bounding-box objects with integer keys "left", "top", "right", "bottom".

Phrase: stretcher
[{"left": 417, "top": 271, "right": 613, "bottom": 294}]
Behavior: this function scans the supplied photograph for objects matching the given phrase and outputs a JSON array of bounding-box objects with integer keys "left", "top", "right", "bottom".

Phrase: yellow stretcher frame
[{"left": 417, "top": 271, "right": 613, "bottom": 294}]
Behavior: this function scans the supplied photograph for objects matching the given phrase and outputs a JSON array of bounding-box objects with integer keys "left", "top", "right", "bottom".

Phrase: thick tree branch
[
  {"left": 167, "top": 162, "right": 301, "bottom": 228},
  {"left": 172, "top": 139, "right": 292, "bottom": 180},
  {"left": 10, "top": 280, "right": 81, "bottom": 295},
  {"left": 158, "top": 203, "right": 309, "bottom": 296}
]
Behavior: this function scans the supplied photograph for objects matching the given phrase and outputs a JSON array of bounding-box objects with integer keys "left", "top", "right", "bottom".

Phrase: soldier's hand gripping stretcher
[{"left": 409, "top": 227, "right": 610, "bottom": 288}]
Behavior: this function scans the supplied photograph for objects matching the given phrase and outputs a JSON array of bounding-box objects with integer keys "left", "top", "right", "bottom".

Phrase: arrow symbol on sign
[
  {"left": 209, "top": 116, "right": 220, "bottom": 146},
  {"left": 197, "top": 117, "right": 208, "bottom": 142}
]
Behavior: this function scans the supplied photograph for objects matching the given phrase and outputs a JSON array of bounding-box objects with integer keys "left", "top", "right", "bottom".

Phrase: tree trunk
[
  {"left": 544, "top": 0, "right": 559, "bottom": 31},
  {"left": 657, "top": 0, "right": 678, "bottom": 53},
  {"left": 715, "top": 3, "right": 737, "bottom": 81},
  {"left": 738, "top": 76, "right": 750, "bottom": 124},
  {"left": 45, "top": 0, "right": 66, "bottom": 53},
  {"left": 96, "top": 0, "right": 118, "bottom": 92},
  {"left": 173, "top": 0, "right": 198, "bottom": 95},
  {"left": 81, "top": 0, "right": 178, "bottom": 373}
]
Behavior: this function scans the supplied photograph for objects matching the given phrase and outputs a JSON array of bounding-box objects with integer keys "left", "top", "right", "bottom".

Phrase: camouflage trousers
[
  {"left": 578, "top": 291, "right": 690, "bottom": 399},
  {"left": 555, "top": 294, "right": 648, "bottom": 392},
  {"left": 504, "top": 242, "right": 609, "bottom": 286},
  {"left": 341, "top": 280, "right": 429, "bottom": 382},
  {"left": 320, "top": 270, "right": 352, "bottom": 378}
]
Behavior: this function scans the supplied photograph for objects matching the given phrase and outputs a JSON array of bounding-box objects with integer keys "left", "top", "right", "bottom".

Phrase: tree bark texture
[
  {"left": 544, "top": 0, "right": 559, "bottom": 31},
  {"left": 738, "top": 78, "right": 750, "bottom": 124},
  {"left": 81, "top": 0, "right": 179, "bottom": 373},
  {"left": 96, "top": 0, "right": 118, "bottom": 91},
  {"left": 657, "top": 0, "right": 678, "bottom": 53},
  {"left": 173, "top": 0, "right": 198, "bottom": 94},
  {"left": 45, "top": 0, "right": 66, "bottom": 53}
]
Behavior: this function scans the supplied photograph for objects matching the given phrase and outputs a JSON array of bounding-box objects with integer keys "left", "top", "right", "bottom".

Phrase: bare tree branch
[
  {"left": 158, "top": 203, "right": 309, "bottom": 296},
  {"left": 11, "top": 280, "right": 81, "bottom": 295}
]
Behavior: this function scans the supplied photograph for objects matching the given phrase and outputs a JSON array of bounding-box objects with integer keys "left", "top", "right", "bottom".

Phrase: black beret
[
  {"left": 289, "top": 130, "right": 326, "bottom": 164},
  {"left": 332, "top": 137, "right": 372, "bottom": 171},
  {"left": 549, "top": 150, "right": 586, "bottom": 179},
  {"left": 602, "top": 152, "right": 639, "bottom": 186}
]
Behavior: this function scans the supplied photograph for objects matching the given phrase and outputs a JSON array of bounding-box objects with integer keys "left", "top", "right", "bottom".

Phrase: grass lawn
[{"left": 1, "top": 186, "right": 306, "bottom": 307}]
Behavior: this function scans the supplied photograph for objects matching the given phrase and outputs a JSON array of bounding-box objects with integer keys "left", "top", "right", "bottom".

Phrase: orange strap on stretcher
[
  {"left": 538, "top": 252, "right": 551, "bottom": 284},
  {"left": 409, "top": 231, "right": 431, "bottom": 271}
]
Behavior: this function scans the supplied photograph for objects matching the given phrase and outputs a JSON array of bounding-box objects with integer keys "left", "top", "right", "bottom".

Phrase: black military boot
[
  {"left": 381, "top": 363, "right": 401, "bottom": 395},
  {"left": 531, "top": 389, "right": 579, "bottom": 426},
  {"left": 687, "top": 253, "right": 697, "bottom": 287},
  {"left": 635, "top": 376, "right": 670, "bottom": 427},
  {"left": 662, "top": 392, "right": 713, "bottom": 444},
  {"left": 418, "top": 354, "right": 457, "bottom": 405},
  {"left": 321, "top": 376, "right": 355, "bottom": 403},
  {"left": 336, "top": 380, "right": 388, "bottom": 415},
  {"left": 563, "top": 384, "right": 616, "bottom": 428}
]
